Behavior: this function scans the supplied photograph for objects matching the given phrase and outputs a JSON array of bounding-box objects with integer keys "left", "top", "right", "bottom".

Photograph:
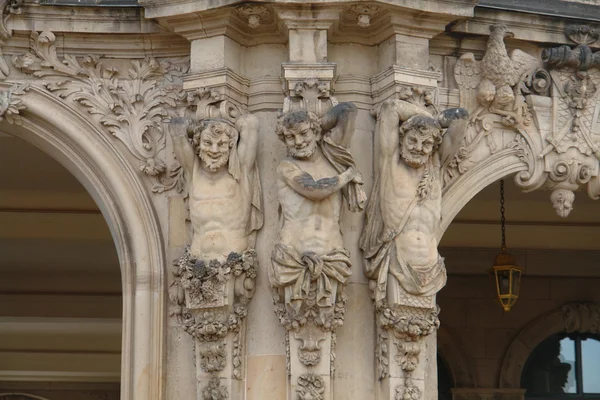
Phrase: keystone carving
[
  {"left": 562, "top": 302, "right": 600, "bottom": 334},
  {"left": 360, "top": 99, "right": 467, "bottom": 399},
  {"left": 11, "top": 31, "right": 188, "bottom": 193},
  {"left": 167, "top": 96, "right": 262, "bottom": 395},
  {"left": 450, "top": 24, "right": 541, "bottom": 187}
]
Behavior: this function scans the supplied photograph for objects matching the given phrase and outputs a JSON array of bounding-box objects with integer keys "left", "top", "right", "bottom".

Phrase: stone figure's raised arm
[
  {"left": 320, "top": 102, "right": 358, "bottom": 148},
  {"left": 169, "top": 117, "right": 196, "bottom": 179},
  {"left": 377, "top": 100, "right": 434, "bottom": 158},
  {"left": 437, "top": 107, "right": 469, "bottom": 166},
  {"left": 236, "top": 113, "right": 260, "bottom": 167},
  {"left": 277, "top": 159, "right": 362, "bottom": 202}
]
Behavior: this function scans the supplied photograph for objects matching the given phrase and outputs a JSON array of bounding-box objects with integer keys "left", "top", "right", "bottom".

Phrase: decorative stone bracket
[{"left": 445, "top": 24, "right": 600, "bottom": 221}]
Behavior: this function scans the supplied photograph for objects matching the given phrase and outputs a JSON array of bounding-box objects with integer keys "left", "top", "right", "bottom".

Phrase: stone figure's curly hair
[
  {"left": 275, "top": 110, "right": 322, "bottom": 141},
  {"left": 187, "top": 119, "right": 238, "bottom": 154},
  {"left": 399, "top": 115, "right": 443, "bottom": 150}
]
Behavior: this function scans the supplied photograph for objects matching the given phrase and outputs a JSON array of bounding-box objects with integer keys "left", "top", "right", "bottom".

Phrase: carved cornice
[
  {"left": 450, "top": 8, "right": 600, "bottom": 47},
  {"left": 141, "top": 0, "right": 476, "bottom": 21},
  {"left": 141, "top": 1, "right": 476, "bottom": 46}
]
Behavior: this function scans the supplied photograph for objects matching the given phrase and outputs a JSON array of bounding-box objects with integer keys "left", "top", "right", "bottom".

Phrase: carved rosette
[{"left": 10, "top": 31, "right": 189, "bottom": 193}]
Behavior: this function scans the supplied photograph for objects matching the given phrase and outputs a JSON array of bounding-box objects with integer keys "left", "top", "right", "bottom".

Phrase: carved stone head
[
  {"left": 276, "top": 110, "right": 322, "bottom": 159},
  {"left": 189, "top": 119, "right": 238, "bottom": 172},
  {"left": 550, "top": 188, "right": 575, "bottom": 217},
  {"left": 399, "top": 115, "right": 442, "bottom": 168}
]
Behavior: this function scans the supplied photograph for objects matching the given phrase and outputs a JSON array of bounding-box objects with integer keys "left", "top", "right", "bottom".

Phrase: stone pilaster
[{"left": 274, "top": 7, "right": 343, "bottom": 400}]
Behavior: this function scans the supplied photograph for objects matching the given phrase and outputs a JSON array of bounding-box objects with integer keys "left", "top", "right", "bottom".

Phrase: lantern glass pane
[
  {"left": 511, "top": 268, "right": 521, "bottom": 296},
  {"left": 498, "top": 270, "right": 510, "bottom": 295}
]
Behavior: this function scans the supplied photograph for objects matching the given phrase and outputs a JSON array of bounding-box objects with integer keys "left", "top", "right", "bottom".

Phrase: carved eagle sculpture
[{"left": 454, "top": 24, "right": 540, "bottom": 116}]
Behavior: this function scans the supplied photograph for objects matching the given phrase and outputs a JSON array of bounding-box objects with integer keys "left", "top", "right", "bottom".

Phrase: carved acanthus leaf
[
  {"left": 11, "top": 31, "right": 188, "bottom": 193},
  {"left": 0, "top": 84, "right": 28, "bottom": 125}
]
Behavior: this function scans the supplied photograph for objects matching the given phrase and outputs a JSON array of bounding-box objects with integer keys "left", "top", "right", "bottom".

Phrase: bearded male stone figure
[
  {"left": 359, "top": 99, "right": 467, "bottom": 399},
  {"left": 270, "top": 103, "right": 364, "bottom": 323},
  {"left": 170, "top": 115, "right": 262, "bottom": 263},
  {"left": 168, "top": 114, "right": 262, "bottom": 395},
  {"left": 360, "top": 100, "right": 467, "bottom": 310},
  {"left": 269, "top": 103, "right": 365, "bottom": 397}
]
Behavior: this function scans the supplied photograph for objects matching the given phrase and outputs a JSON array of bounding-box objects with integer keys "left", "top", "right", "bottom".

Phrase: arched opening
[
  {"left": 0, "top": 131, "right": 121, "bottom": 398},
  {"left": 0, "top": 86, "right": 165, "bottom": 400},
  {"left": 521, "top": 333, "right": 600, "bottom": 398},
  {"left": 438, "top": 170, "right": 600, "bottom": 398},
  {"left": 438, "top": 353, "right": 455, "bottom": 400}
]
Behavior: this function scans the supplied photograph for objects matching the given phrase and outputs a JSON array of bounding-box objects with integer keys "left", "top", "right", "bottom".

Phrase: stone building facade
[{"left": 1, "top": 1, "right": 600, "bottom": 400}]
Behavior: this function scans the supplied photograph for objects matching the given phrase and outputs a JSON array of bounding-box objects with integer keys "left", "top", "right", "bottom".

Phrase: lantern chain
[{"left": 500, "top": 179, "right": 506, "bottom": 251}]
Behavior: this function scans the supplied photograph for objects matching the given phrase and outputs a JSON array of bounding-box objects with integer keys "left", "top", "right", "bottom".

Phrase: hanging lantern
[{"left": 492, "top": 180, "right": 523, "bottom": 312}]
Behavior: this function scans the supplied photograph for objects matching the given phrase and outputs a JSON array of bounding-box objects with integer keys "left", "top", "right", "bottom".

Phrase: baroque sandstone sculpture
[
  {"left": 360, "top": 99, "right": 467, "bottom": 400},
  {"left": 270, "top": 101, "right": 365, "bottom": 400},
  {"left": 168, "top": 104, "right": 262, "bottom": 399}
]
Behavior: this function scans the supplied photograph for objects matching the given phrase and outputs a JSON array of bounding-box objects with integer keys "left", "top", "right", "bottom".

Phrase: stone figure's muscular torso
[
  {"left": 190, "top": 159, "right": 251, "bottom": 260},
  {"left": 381, "top": 151, "right": 442, "bottom": 268},
  {"left": 277, "top": 153, "right": 345, "bottom": 256}
]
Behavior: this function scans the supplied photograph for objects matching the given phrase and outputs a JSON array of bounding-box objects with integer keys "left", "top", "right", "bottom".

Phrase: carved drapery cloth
[
  {"left": 320, "top": 136, "right": 367, "bottom": 212},
  {"left": 361, "top": 175, "right": 447, "bottom": 305},
  {"left": 270, "top": 243, "right": 352, "bottom": 318}
]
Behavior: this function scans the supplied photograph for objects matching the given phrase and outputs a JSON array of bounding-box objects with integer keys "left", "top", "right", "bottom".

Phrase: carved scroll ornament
[
  {"left": 9, "top": 31, "right": 189, "bottom": 193},
  {"left": 451, "top": 24, "right": 600, "bottom": 217}
]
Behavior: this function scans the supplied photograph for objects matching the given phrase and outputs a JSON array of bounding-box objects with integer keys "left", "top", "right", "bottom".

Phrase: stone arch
[
  {"left": 0, "top": 85, "right": 166, "bottom": 400},
  {"left": 499, "top": 302, "right": 600, "bottom": 389},
  {"left": 437, "top": 147, "right": 529, "bottom": 239},
  {"left": 438, "top": 326, "right": 479, "bottom": 388}
]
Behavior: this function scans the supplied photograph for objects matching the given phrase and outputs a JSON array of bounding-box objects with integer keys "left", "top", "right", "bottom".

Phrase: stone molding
[
  {"left": 141, "top": 1, "right": 476, "bottom": 46},
  {"left": 0, "top": 84, "right": 166, "bottom": 400},
  {"left": 451, "top": 8, "right": 600, "bottom": 47},
  {"left": 499, "top": 302, "right": 600, "bottom": 389}
]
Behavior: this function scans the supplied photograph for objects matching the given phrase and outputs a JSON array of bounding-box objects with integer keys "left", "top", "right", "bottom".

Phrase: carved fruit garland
[{"left": 12, "top": 31, "right": 186, "bottom": 193}]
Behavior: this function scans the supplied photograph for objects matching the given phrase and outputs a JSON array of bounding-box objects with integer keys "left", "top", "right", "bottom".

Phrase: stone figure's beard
[
  {"left": 200, "top": 151, "right": 229, "bottom": 172},
  {"left": 288, "top": 140, "right": 317, "bottom": 159},
  {"left": 400, "top": 147, "right": 429, "bottom": 168}
]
